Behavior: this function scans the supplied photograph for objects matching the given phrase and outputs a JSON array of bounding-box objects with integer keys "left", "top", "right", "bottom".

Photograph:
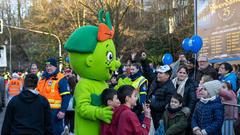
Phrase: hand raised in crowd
[
  {"left": 131, "top": 52, "right": 137, "bottom": 61},
  {"left": 57, "top": 111, "right": 65, "bottom": 119},
  {"left": 141, "top": 52, "right": 147, "bottom": 60},
  {"left": 143, "top": 103, "right": 151, "bottom": 118}
]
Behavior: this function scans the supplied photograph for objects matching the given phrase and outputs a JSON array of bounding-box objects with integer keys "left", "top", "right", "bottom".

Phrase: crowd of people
[{"left": 1, "top": 52, "right": 240, "bottom": 135}]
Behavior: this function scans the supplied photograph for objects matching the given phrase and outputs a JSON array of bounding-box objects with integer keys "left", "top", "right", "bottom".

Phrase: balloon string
[{"left": 194, "top": 53, "right": 198, "bottom": 81}]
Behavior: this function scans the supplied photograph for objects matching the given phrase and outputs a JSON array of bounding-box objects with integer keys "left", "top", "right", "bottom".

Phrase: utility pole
[{"left": 3, "top": 25, "right": 63, "bottom": 71}]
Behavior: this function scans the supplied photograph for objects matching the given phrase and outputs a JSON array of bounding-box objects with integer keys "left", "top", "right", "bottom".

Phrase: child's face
[
  {"left": 170, "top": 97, "right": 182, "bottom": 109},
  {"left": 199, "top": 87, "right": 209, "bottom": 98},
  {"left": 108, "top": 95, "right": 120, "bottom": 108},
  {"left": 126, "top": 90, "right": 139, "bottom": 108},
  {"left": 221, "top": 83, "right": 228, "bottom": 91},
  {"left": 110, "top": 76, "right": 117, "bottom": 84}
]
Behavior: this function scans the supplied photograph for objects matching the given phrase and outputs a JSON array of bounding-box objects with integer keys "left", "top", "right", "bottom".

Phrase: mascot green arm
[{"left": 75, "top": 79, "right": 112, "bottom": 122}]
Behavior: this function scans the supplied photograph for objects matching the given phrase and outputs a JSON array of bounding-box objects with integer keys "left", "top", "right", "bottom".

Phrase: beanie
[
  {"left": 46, "top": 58, "right": 58, "bottom": 67},
  {"left": 202, "top": 80, "right": 222, "bottom": 97}
]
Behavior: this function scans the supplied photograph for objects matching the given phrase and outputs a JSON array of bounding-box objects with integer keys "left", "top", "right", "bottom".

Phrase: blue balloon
[
  {"left": 190, "top": 35, "right": 203, "bottom": 53},
  {"left": 162, "top": 53, "right": 173, "bottom": 65},
  {"left": 65, "top": 57, "right": 70, "bottom": 63},
  {"left": 182, "top": 38, "right": 191, "bottom": 51}
]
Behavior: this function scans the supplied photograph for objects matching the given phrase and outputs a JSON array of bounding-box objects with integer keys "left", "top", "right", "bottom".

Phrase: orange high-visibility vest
[
  {"left": 37, "top": 72, "right": 64, "bottom": 109},
  {"left": 8, "top": 79, "right": 21, "bottom": 96}
]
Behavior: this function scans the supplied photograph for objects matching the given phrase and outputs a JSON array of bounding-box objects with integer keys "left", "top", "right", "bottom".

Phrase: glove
[
  {"left": 114, "top": 78, "right": 133, "bottom": 90},
  {"left": 97, "top": 106, "right": 113, "bottom": 124}
]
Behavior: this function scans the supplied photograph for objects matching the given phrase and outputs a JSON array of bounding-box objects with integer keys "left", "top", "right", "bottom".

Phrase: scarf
[
  {"left": 167, "top": 105, "right": 182, "bottom": 114},
  {"left": 42, "top": 68, "right": 59, "bottom": 79},
  {"left": 200, "top": 95, "right": 216, "bottom": 104},
  {"left": 172, "top": 77, "right": 188, "bottom": 96}
]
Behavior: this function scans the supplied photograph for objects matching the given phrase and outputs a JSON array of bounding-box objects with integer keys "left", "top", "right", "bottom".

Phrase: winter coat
[
  {"left": 182, "top": 79, "right": 197, "bottom": 113},
  {"left": 149, "top": 79, "right": 176, "bottom": 129},
  {"left": 192, "top": 97, "right": 224, "bottom": 135},
  {"left": 101, "top": 105, "right": 151, "bottom": 135},
  {"left": 163, "top": 107, "right": 190, "bottom": 135},
  {"left": 196, "top": 65, "right": 218, "bottom": 82},
  {"left": 219, "top": 72, "right": 238, "bottom": 92},
  {"left": 1, "top": 89, "right": 53, "bottom": 135},
  {"left": 219, "top": 89, "right": 238, "bottom": 120}
]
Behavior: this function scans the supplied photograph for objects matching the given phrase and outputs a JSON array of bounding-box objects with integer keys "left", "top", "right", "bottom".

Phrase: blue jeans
[{"left": 51, "top": 109, "right": 64, "bottom": 135}]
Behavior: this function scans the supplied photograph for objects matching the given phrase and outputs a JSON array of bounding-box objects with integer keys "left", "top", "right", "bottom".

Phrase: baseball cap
[{"left": 156, "top": 65, "right": 171, "bottom": 73}]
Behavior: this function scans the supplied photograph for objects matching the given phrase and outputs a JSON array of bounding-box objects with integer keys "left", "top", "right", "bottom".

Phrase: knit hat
[
  {"left": 46, "top": 58, "right": 58, "bottom": 67},
  {"left": 202, "top": 80, "right": 222, "bottom": 97}
]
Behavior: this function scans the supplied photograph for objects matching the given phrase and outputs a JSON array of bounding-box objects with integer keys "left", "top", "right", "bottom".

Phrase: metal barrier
[{"left": 221, "top": 102, "right": 239, "bottom": 135}]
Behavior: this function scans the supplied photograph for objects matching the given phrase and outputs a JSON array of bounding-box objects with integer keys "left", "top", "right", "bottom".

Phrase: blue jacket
[
  {"left": 219, "top": 72, "right": 237, "bottom": 92},
  {"left": 192, "top": 97, "right": 224, "bottom": 135}
]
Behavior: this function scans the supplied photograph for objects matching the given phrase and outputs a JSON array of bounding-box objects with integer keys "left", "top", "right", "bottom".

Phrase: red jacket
[{"left": 101, "top": 105, "right": 151, "bottom": 135}]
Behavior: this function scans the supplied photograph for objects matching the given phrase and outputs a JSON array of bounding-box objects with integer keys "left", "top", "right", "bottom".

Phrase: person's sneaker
[{"left": 61, "top": 126, "right": 69, "bottom": 135}]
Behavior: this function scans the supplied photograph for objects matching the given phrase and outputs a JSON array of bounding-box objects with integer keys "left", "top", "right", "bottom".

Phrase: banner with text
[{"left": 197, "top": 0, "right": 240, "bottom": 60}]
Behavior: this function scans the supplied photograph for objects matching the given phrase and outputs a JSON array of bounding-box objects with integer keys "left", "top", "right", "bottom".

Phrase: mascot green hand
[{"left": 64, "top": 10, "right": 121, "bottom": 135}]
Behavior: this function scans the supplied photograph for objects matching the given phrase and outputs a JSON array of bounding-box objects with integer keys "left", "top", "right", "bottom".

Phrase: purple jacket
[{"left": 219, "top": 89, "right": 238, "bottom": 120}]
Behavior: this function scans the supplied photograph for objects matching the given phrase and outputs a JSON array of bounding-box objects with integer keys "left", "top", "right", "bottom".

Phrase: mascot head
[{"left": 64, "top": 9, "right": 121, "bottom": 81}]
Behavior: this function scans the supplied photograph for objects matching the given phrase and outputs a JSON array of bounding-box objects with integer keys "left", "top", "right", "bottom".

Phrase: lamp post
[
  {"left": 3, "top": 25, "right": 63, "bottom": 71},
  {"left": 4, "top": 26, "right": 12, "bottom": 73}
]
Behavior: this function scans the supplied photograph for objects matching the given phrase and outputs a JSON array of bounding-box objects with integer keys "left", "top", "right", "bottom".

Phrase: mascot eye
[{"left": 107, "top": 52, "right": 113, "bottom": 61}]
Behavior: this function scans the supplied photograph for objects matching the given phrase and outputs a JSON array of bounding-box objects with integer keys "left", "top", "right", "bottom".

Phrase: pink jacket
[{"left": 219, "top": 89, "right": 238, "bottom": 120}]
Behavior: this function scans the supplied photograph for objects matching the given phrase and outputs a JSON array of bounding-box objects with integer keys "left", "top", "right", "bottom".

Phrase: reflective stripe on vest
[
  {"left": 8, "top": 80, "right": 21, "bottom": 96},
  {"left": 37, "top": 72, "right": 64, "bottom": 109},
  {"left": 132, "top": 76, "right": 148, "bottom": 94}
]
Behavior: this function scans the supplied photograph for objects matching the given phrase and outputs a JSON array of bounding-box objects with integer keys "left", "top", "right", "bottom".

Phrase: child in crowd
[
  {"left": 192, "top": 80, "right": 224, "bottom": 135},
  {"left": 196, "top": 75, "right": 213, "bottom": 99},
  {"left": 157, "top": 94, "right": 190, "bottom": 135},
  {"left": 102, "top": 85, "right": 151, "bottom": 135},
  {"left": 199, "top": 75, "right": 213, "bottom": 85},
  {"left": 101, "top": 88, "right": 121, "bottom": 109},
  {"left": 219, "top": 82, "right": 238, "bottom": 135},
  {"left": 101, "top": 88, "right": 120, "bottom": 135}
]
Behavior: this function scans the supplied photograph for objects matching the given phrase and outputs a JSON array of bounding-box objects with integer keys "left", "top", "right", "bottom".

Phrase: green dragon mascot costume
[{"left": 64, "top": 9, "right": 121, "bottom": 135}]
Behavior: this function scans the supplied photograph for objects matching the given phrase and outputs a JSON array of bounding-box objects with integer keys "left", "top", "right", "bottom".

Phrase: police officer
[
  {"left": 129, "top": 63, "right": 148, "bottom": 122},
  {"left": 37, "top": 58, "right": 71, "bottom": 135}
]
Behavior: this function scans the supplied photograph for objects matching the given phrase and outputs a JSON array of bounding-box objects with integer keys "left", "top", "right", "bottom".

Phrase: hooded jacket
[
  {"left": 1, "top": 89, "right": 53, "bottom": 135},
  {"left": 101, "top": 105, "right": 151, "bottom": 135},
  {"left": 163, "top": 106, "right": 190, "bottom": 135}
]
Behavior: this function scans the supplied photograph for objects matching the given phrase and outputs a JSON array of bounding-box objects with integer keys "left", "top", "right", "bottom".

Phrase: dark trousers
[
  {"left": 64, "top": 111, "right": 74, "bottom": 133},
  {"left": 51, "top": 109, "right": 64, "bottom": 135}
]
